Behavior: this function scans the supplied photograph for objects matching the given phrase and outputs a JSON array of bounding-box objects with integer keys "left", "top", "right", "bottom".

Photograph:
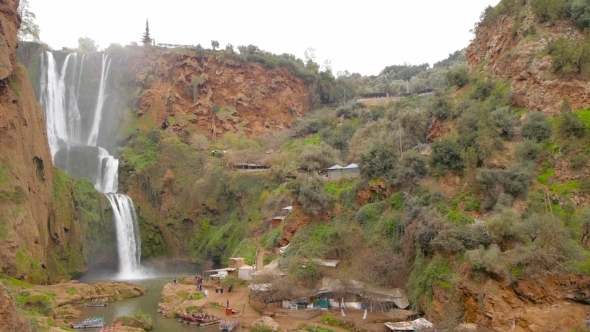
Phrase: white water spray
[{"left": 39, "top": 51, "right": 141, "bottom": 278}]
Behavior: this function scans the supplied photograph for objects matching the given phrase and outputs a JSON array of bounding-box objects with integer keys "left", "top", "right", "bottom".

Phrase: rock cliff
[
  {"left": 467, "top": 9, "right": 590, "bottom": 114},
  {"left": 0, "top": 0, "right": 112, "bottom": 283},
  {"left": 129, "top": 48, "right": 311, "bottom": 138}
]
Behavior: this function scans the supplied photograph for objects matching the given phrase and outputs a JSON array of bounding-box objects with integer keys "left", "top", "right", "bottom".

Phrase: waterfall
[
  {"left": 39, "top": 51, "right": 141, "bottom": 278},
  {"left": 105, "top": 194, "right": 141, "bottom": 276}
]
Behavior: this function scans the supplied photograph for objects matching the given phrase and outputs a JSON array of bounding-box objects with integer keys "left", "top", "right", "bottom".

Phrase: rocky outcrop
[
  {"left": 442, "top": 275, "right": 590, "bottom": 331},
  {"left": 0, "top": 282, "right": 35, "bottom": 332},
  {"left": 129, "top": 49, "right": 311, "bottom": 138},
  {"left": 467, "top": 10, "right": 590, "bottom": 114},
  {"left": 0, "top": 0, "right": 112, "bottom": 283}
]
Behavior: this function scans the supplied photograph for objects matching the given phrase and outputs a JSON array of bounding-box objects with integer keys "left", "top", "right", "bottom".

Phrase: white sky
[{"left": 29, "top": 0, "right": 500, "bottom": 76}]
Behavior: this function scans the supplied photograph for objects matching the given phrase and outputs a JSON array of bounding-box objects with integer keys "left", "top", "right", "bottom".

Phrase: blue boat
[{"left": 71, "top": 316, "right": 105, "bottom": 329}]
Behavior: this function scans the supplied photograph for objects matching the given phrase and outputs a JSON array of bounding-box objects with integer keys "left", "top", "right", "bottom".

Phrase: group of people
[{"left": 195, "top": 276, "right": 203, "bottom": 291}]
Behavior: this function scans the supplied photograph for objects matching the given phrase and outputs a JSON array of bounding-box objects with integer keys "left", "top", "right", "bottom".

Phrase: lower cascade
[{"left": 39, "top": 50, "right": 141, "bottom": 277}]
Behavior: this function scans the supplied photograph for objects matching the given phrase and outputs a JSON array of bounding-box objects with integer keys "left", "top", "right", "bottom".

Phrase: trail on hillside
[{"left": 255, "top": 240, "right": 266, "bottom": 270}]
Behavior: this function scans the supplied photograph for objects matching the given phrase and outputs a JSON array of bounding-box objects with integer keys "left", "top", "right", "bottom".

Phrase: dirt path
[{"left": 255, "top": 240, "right": 265, "bottom": 270}]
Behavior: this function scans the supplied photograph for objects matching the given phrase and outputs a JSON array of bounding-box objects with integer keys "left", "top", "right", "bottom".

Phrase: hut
[
  {"left": 238, "top": 265, "right": 255, "bottom": 280},
  {"left": 229, "top": 257, "right": 246, "bottom": 268},
  {"left": 270, "top": 216, "right": 285, "bottom": 228},
  {"left": 343, "top": 163, "right": 359, "bottom": 175},
  {"left": 327, "top": 164, "right": 344, "bottom": 178}
]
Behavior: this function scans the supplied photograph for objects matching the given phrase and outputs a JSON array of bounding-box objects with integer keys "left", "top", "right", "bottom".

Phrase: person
[
  {"left": 173, "top": 278, "right": 177, "bottom": 285},
  {"left": 228, "top": 284, "right": 233, "bottom": 292},
  {"left": 227, "top": 299, "right": 229, "bottom": 308}
]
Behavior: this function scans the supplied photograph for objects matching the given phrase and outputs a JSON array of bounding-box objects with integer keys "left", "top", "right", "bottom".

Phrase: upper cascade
[{"left": 38, "top": 50, "right": 141, "bottom": 278}]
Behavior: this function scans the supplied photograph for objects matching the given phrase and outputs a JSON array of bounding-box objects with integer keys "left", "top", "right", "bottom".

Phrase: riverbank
[{"left": 158, "top": 278, "right": 404, "bottom": 332}]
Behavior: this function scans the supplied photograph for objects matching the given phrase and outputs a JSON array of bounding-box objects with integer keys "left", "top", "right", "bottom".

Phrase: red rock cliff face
[
  {"left": 129, "top": 50, "right": 312, "bottom": 138},
  {"left": 0, "top": 0, "right": 55, "bottom": 281},
  {"left": 467, "top": 11, "right": 590, "bottom": 114}
]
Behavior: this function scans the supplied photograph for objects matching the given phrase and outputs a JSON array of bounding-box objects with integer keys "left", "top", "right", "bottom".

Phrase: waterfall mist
[{"left": 39, "top": 51, "right": 142, "bottom": 279}]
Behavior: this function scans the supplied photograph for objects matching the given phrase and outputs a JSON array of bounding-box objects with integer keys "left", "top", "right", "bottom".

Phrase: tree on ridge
[{"left": 142, "top": 19, "right": 152, "bottom": 45}]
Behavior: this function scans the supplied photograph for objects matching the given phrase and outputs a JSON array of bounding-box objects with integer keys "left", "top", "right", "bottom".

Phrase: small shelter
[
  {"left": 270, "top": 216, "right": 286, "bottom": 228},
  {"left": 282, "top": 206, "right": 293, "bottom": 213},
  {"left": 327, "top": 164, "right": 344, "bottom": 178},
  {"left": 343, "top": 163, "right": 359, "bottom": 175},
  {"left": 203, "top": 268, "right": 236, "bottom": 280},
  {"left": 238, "top": 265, "right": 255, "bottom": 280},
  {"left": 385, "top": 318, "right": 433, "bottom": 331},
  {"left": 234, "top": 163, "right": 270, "bottom": 170}
]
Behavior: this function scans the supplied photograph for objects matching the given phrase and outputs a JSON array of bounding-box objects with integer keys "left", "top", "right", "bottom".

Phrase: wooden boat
[
  {"left": 71, "top": 316, "right": 105, "bottom": 329},
  {"left": 85, "top": 302, "right": 108, "bottom": 307},
  {"left": 177, "top": 311, "right": 220, "bottom": 326},
  {"left": 219, "top": 319, "right": 239, "bottom": 331}
]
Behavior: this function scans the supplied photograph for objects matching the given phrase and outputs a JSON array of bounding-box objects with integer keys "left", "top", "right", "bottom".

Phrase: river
[{"left": 78, "top": 270, "right": 223, "bottom": 332}]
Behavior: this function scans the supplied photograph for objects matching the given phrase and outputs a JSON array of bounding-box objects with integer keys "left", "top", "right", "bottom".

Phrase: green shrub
[
  {"left": 531, "top": 0, "right": 567, "bottom": 22},
  {"left": 559, "top": 112, "right": 586, "bottom": 138},
  {"left": 521, "top": 112, "right": 551, "bottom": 142},
  {"left": 430, "top": 138, "right": 464, "bottom": 173},
  {"left": 568, "top": 0, "right": 590, "bottom": 29},
  {"left": 395, "top": 150, "right": 428, "bottom": 188},
  {"left": 432, "top": 224, "right": 491, "bottom": 254},
  {"left": 390, "top": 192, "right": 405, "bottom": 210},
  {"left": 547, "top": 38, "right": 590, "bottom": 76},
  {"left": 295, "top": 117, "right": 329, "bottom": 136},
  {"left": 571, "top": 154, "right": 588, "bottom": 170},
  {"left": 515, "top": 140, "right": 542, "bottom": 163},
  {"left": 298, "top": 177, "right": 334, "bottom": 215},
  {"left": 490, "top": 106, "right": 517, "bottom": 139},
  {"left": 355, "top": 201, "right": 388, "bottom": 226},
  {"left": 359, "top": 145, "right": 397, "bottom": 179},
  {"left": 446, "top": 65, "right": 469, "bottom": 88}
]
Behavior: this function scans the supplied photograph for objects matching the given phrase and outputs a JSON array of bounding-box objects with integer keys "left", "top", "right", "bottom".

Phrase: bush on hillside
[
  {"left": 432, "top": 224, "right": 491, "bottom": 255},
  {"left": 571, "top": 154, "right": 588, "bottom": 170},
  {"left": 395, "top": 150, "right": 428, "bottom": 188},
  {"left": 569, "top": 0, "right": 590, "bottom": 29},
  {"left": 531, "top": 0, "right": 567, "bottom": 23},
  {"left": 490, "top": 106, "right": 518, "bottom": 139},
  {"left": 430, "top": 138, "right": 464, "bottom": 173},
  {"left": 514, "top": 139, "right": 542, "bottom": 163},
  {"left": 428, "top": 91, "right": 452, "bottom": 120},
  {"left": 294, "top": 117, "right": 329, "bottom": 136},
  {"left": 360, "top": 145, "right": 397, "bottom": 180},
  {"left": 445, "top": 65, "right": 469, "bottom": 88},
  {"left": 547, "top": 38, "right": 590, "bottom": 76},
  {"left": 298, "top": 143, "right": 339, "bottom": 175},
  {"left": 298, "top": 177, "right": 334, "bottom": 215},
  {"left": 521, "top": 112, "right": 551, "bottom": 142}
]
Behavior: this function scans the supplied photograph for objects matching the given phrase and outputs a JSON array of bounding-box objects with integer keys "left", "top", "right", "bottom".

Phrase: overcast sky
[{"left": 28, "top": 0, "right": 500, "bottom": 76}]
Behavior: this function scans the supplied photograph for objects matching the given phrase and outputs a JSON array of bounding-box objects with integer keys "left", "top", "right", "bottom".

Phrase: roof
[
  {"left": 239, "top": 265, "right": 254, "bottom": 270},
  {"left": 385, "top": 318, "right": 433, "bottom": 331},
  {"left": 270, "top": 216, "right": 286, "bottom": 221},
  {"left": 302, "top": 258, "right": 340, "bottom": 268},
  {"left": 252, "top": 259, "right": 286, "bottom": 276},
  {"left": 328, "top": 164, "right": 344, "bottom": 170},
  {"left": 316, "top": 278, "right": 409, "bottom": 309},
  {"left": 249, "top": 283, "right": 271, "bottom": 291},
  {"left": 343, "top": 163, "right": 358, "bottom": 169},
  {"left": 283, "top": 206, "right": 293, "bottom": 211}
]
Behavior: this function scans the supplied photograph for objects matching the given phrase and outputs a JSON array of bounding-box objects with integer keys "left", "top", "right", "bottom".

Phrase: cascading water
[{"left": 39, "top": 51, "right": 141, "bottom": 278}]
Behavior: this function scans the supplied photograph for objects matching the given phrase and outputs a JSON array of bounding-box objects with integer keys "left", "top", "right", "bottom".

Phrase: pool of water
[{"left": 77, "top": 271, "right": 222, "bottom": 331}]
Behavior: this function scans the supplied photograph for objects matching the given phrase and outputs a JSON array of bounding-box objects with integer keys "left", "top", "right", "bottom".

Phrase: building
[
  {"left": 270, "top": 216, "right": 286, "bottom": 228},
  {"left": 238, "top": 265, "right": 255, "bottom": 280},
  {"left": 327, "top": 163, "right": 359, "bottom": 178}
]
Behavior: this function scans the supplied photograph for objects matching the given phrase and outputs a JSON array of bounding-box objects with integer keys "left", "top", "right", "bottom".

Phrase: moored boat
[
  {"left": 219, "top": 319, "right": 239, "bottom": 331},
  {"left": 71, "top": 316, "right": 105, "bottom": 329}
]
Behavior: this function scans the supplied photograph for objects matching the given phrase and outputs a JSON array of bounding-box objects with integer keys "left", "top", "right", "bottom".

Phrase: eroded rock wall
[
  {"left": 0, "top": 0, "right": 113, "bottom": 282},
  {"left": 467, "top": 11, "right": 590, "bottom": 114}
]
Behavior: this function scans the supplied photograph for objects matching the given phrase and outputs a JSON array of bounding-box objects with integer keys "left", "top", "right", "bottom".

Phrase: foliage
[
  {"left": 395, "top": 150, "right": 428, "bottom": 188},
  {"left": 476, "top": 164, "right": 534, "bottom": 209},
  {"left": 407, "top": 253, "right": 452, "bottom": 311},
  {"left": 531, "top": 0, "right": 567, "bottom": 23},
  {"left": 571, "top": 154, "right": 588, "bottom": 170},
  {"left": 114, "top": 310, "right": 153, "bottom": 331},
  {"left": 359, "top": 145, "right": 397, "bottom": 180},
  {"left": 77, "top": 37, "right": 98, "bottom": 53},
  {"left": 568, "top": 0, "right": 590, "bottom": 29},
  {"left": 514, "top": 140, "right": 542, "bottom": 163},
  {"left": 521, "top": 112, "right": 551, "bottom": 142},
  {"left": 446, "top": 65, "right": 469, "bottom": 88},
  {"left": 432, "top": 224, "right": 491, "bottom": 255},
  {"left": 355, "top": 201, "right": 388, "bottom": 226},
  {"left": 298, "top": 177, "right": 334, "bottom": 215},
  {"left": 299, "top": 143, "right": 339, "bottom": 175},
  {"left": 221, "top": 275, "right": 240, "bottom": 288},
  {"left": 141, "top": 19, "right": 152, "bottom": 45},
  {"left": 17, "top": 0, "right": 40, "bottom": 42},
  {"left": 558, "top": 98, "right": 586, "bottom": 138},
  {"left": 294, "top": 117, "right": 329, "bottom": 137},
  {"left": 547, "top": 38, "right": 590, "bottom": 76},
  {"left": 430, "top": 138, "right": 464, "bottom": 173}
]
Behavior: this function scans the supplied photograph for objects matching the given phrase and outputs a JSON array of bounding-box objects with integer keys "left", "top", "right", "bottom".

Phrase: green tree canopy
[
  {"left": 77, "top": 37, "right": 98, "bottom": 53},
  {"left": 18, "top": 0, "right": 40, "bottom": 42},
  {"left": 141, "top": 19, "right": 152, "bottom": 45}
]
